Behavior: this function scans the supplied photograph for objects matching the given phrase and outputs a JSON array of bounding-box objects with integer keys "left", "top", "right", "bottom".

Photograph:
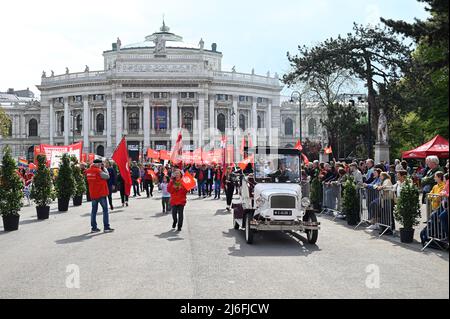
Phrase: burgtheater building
[
  {"left": 2, "top": 22, "right": 355, "bottom": 161},
  {"left": 36, "top": 22, "right": 285, "bottom": 161}
]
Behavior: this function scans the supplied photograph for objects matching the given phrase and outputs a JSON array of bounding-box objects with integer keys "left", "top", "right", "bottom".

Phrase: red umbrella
[{"left": 402, "top": 135, "right": 449, "bottom": 159}]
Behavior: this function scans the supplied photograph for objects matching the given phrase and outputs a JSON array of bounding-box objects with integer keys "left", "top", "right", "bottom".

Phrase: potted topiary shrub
[
  {"left": 310, "top": 177, "right": 321, "bottom": 211},
  {"left": 55, "top": 153, "right": 75, "bottom": 212},
  {"left": 342, "top": 177, "right": 360, "bottom": 225},
  {"left": 30, "top": 154, "right": 55, "bottom": 219},
  {"left": 0, "top": 146, "right": 24, "bottom": 231},
  {"left": 71, "top": 156, "right": 86, "bottom": 206},
  {"left": 394, "top": 178, "right": 421, "bottom": 243}
]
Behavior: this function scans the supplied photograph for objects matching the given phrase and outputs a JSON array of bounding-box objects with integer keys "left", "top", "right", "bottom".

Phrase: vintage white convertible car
[{"left": 233, "top": 147, "right": 320, "bottom": 244}]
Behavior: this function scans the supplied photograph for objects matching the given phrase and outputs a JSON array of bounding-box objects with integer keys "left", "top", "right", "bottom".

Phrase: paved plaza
[{"left": 0, "top": 191, "right": 448, "bottom": 299}]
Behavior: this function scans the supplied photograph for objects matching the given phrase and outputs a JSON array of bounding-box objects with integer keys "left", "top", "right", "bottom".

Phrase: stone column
[
  {"left": 198, "top": 94, "right": 205, "bottom": 148},
  {"left": 106, "top": 96, "right": 112, "bottom": 155},
  {"left": 233, "top": 97, "right": 238, "bottom": 160},
  {"left": 115, "top": 94, "right": 123, "bottom": 145},
  {"left": 171, "top": 94, "right": 178, "bottom": 131},
  {"left": 83, "top": 96, "right": 89, "bottom": 153},
  {"left": 193, "top": 107, "right": 198, "bottom": 147},
  {"left": 49, "top": 99, "right": 54, "bottom": 144},
  {"left": 268, "top": 102, "right": 272, "bottom": 145},
  {"left": 252, "top": 99, "right": 257, "bottom": 146},
  {"left": 123, "top": 106, "right": 128, "bottom": 133},
  {"left": 21, "top": 115, "right": 26, "bottom": 139},
  {"left": 64, "top": 99, "right": 69, "bottom": 145},
  {"left": 209, "top": 96, "right": 215, "bottom": 138},
  {"left": 143, "top": 94, "right": 150, "bottom": 149}
]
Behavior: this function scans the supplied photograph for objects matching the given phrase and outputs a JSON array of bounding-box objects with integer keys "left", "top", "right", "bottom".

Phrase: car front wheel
[{"left": 303, "top": 211, "right": 318, "bottom": 245}]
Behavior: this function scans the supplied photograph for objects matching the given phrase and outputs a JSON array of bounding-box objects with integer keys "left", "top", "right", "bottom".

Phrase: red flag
[
  {"left": 324, "top": 146, "right": 333, "bottom": 154},
  {"left": 147, "top": 168, "right": 157, "bottom": 180},
  {"left": 302, "top": 153, "right": 310, "bottom": 165},
  {"left": 181, "top": 171, "right": 196, "bottom": 191},
  {"left": 170, "top": 132, "right": 183, "bottom": 165},
  {"left": 147, "top": 148, "right": 160, "bottom": 159},
  {"left": 295, "top": 139, "right": 303, "bottom": 151},
  {"left": 112, "top": 137, "right": 132, "bottom": 196},
  {"left": 238, "top": 154, "right": 255, "bottom": 170},
  {"left": 159, "top": 150, "right": 170, "bottom": 161}
]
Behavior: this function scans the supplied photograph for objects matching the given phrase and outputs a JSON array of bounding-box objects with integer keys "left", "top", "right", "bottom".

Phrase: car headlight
[
  {"left": 301, "top": 197, "right": 311, "bottom": 208},
  {"left": 255, "top": 196, "right": 267, "bottom": 207}
]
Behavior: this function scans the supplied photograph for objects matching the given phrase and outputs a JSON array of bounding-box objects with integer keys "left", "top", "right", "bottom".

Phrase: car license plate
[{"left": 274, "top": 210, "right": 292, "bottom": 216}]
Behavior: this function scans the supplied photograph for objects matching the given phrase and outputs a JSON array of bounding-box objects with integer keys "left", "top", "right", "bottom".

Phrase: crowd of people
[{"left": 13, "top": 153, "right": 449, "bottom": 248}]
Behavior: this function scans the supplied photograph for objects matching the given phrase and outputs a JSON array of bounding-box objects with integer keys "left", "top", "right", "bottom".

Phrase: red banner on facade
[{"left": 39, "top": 142, "right": 83, "bottom": 168}]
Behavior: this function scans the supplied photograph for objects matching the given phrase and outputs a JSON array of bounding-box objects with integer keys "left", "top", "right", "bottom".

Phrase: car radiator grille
[{"left": 270, "top": 196, "right": 296, "bottom": 209}]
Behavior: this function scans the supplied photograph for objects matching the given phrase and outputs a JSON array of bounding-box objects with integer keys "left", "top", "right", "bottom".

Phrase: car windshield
[{"left": 253, "top": 153, "right": 300, "bottom": 183}]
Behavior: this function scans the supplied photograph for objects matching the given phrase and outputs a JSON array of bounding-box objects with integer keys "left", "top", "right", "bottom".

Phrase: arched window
[
  {"left": 257, "top": 115, "right": 263, "bottom": 129},
  {"left": 182, "top": 112, "right": 193, "bottom": 132},
  {"left": 285, "top": 118, "right": 293, "bottom": 136},
  {"left": 96, "top": 145, "right": 105, "bottom": 157},
  {"left": 76, "top": 114, "right": 82, "bottom": 133},
  {"left": 128, "top": 112, "right": 139, "bottom": 132},
  {"left": 239, "top": 114, "right": 246, "bottom": 131},
  {"left": 217, "top": 113, "right": 226, "bottom": 133},
  {"left": 27, "top": 145, "right": 34, "bottom": 162},
  {"left": 96, "top": 113, "right": 104, "bottom": 133},
  {"left": 28, "top": 119, "right": 38, "bottom": 137},
  {"left": 308, "top": 118, "right": 317, "bottom": 136},
  {"left": 60, "top": 115, "right": 64, "bottom": 133}
]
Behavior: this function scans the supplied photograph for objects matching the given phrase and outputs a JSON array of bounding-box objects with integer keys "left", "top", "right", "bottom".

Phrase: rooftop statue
[
  {"left": 41, "top": 71, "right": 46, "bottom": 78},
  {"left": 65, "top": 67, "right": 69, "bottom": 74},
  {"left": 84, "top": 65, "right": 89, "bottom": 72}
]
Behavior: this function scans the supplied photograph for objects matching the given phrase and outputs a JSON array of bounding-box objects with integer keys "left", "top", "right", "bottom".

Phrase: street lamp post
[
  {"left": 231, "top": 110, "right": 236, "bottom": 164},
  {"left": 290, "top": 91, "right": 302, "bottom": 145}
]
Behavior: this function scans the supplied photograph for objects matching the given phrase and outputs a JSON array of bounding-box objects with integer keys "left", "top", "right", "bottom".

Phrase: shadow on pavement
[
  {"left": 223, "top": 228, "right": 320, "bottom": 257},
  {"left": 215, "top": 209, "right": 231, "bottom": 216},
  {"left": 19, "top": 218, "right": 47, "bottom": 226},
  {"left": 55, "top": 232, "right": 105, "bottom": 244},
  {"left": 155, "top": 230, "right": 183, "bottom": 241},
  {"left": 151, "top": 212, "right": 171, "bottom": 218},
  {"left": 319, "top": 214, "right": 449, "bottom": 261}
]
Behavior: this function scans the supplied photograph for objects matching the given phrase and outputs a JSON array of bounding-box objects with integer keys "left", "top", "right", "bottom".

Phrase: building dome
[{"left": 122, "top": 20, "right": 199, "bottom": 50}]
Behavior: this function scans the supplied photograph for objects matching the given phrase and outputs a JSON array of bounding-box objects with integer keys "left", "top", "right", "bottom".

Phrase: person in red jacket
[
  {"left": 168, "top": 169, "right": 188, "bottom": 231},
  {"left": 85, "top": 159, "right": 114, "bottom": 233}
]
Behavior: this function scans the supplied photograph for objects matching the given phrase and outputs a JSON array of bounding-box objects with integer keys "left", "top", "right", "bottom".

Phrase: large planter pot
[
  {"left": 2, "top": 215, "right": 20, "bottom": 231},
  {"left": 346, "top": 215, "right": 359, "bottom": 226},
  {"left": 399, "top": 228, "right": 415, "bottom": 243},
  {"left": 58, "top": 198, "right": 70, "bottom": 212},
  {"left": 36, "top": 206, "right": 50, "bottom": 220},
  {"left": 73, "top": 196, "right": 83, "bottom": 207}
]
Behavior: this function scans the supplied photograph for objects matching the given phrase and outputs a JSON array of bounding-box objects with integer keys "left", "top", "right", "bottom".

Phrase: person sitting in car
[{"left": 268, "top": 161, "right": 291, "bottom": 182}]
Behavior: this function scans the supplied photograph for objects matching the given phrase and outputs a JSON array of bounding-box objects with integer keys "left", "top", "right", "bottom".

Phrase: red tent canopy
[{"left": 402, "top": 135, "right": 449, "bottom": 159}]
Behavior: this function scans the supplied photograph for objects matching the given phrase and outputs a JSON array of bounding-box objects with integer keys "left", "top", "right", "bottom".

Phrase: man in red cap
[{"left": 85, "top": 159, "right": 114, "bottom": 233}]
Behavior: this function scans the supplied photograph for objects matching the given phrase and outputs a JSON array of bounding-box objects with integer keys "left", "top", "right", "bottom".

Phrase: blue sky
[{"left": 0, "top": 0, "right": 429, "bottom": 98}]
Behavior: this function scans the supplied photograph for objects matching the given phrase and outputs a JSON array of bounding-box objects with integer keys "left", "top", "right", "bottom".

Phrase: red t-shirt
[{"left": 85, "top": 166, "right": 109, "bottom": 200}]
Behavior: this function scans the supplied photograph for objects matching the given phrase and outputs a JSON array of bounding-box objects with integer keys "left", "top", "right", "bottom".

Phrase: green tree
[
  {"left": 0, "top": 107, "right": 11, "bottom": 137},
  {"left": 30, "top": 154, "right": 55, "bottom": 207},
  {"left": 0, "top": 146, "right": 24, "bottom": 217},
  {"left": 341, "top": 177, "right": 360, "bottom": 225},
  {"left": 284, "top": 23, "right": 412, "bottom": 157},
  {"left": 394, "top": 178, "right": 421, "bottom": 229},
  {"left": 70, "top": 155, "right": 86, "bottom": 197},
  {"left": 55, "top": 153, "right": 75, "bottom": 201},
  {"left": 381, "top": 0, "right": 449, "bottom": 155}
]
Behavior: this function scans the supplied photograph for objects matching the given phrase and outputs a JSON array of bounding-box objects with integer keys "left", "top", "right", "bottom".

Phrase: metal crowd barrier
[
  {"left": 422, "top": 194, "right": 448, "bottom": 251},
  {"left": 355, "top": 187, "right": 395, "bottom": 237},
  {"left": 319, "top": 182, "right": 342, "bottom": 219}
]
